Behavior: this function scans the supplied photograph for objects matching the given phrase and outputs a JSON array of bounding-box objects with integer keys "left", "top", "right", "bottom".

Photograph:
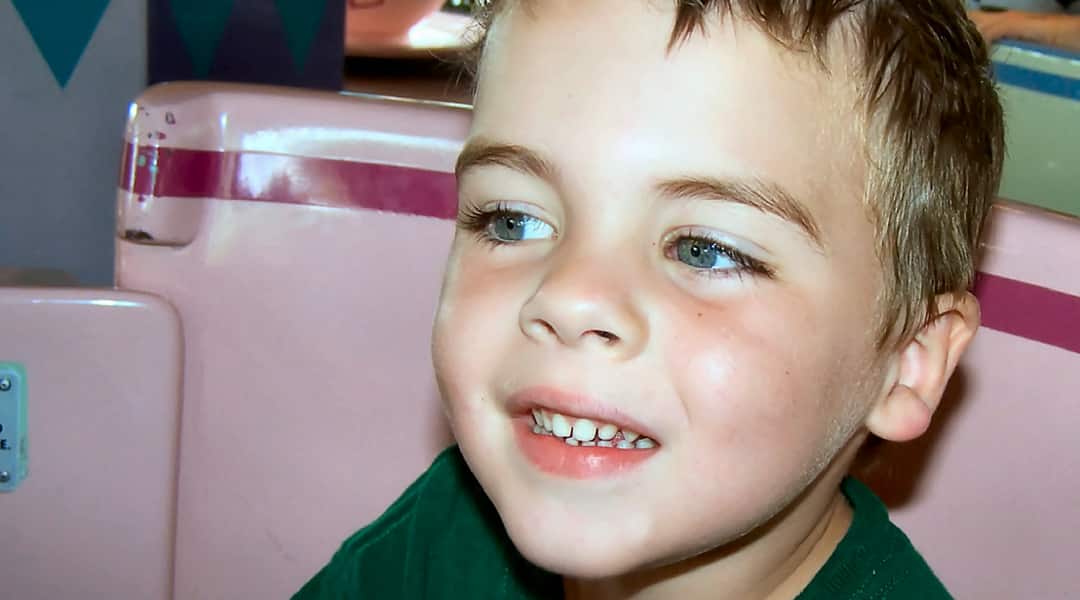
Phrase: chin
[
  {"left": 466, "top": 466, "right": 654, "bottom": 578},
  {"left": 483, "top": 476, "right": 709, "bottom": 581},
  {"left": 501, "top": 514, "right": 654, "bottom": 579}
]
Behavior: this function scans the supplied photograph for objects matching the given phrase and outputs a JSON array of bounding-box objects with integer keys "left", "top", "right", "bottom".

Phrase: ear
[{"left": 866, "top": 292, "right": 980, "bottom": 443}]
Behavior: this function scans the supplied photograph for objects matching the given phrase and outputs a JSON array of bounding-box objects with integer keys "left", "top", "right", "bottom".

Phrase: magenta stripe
[
  {"left": 974, "top": 272, "right": 1080, "bottom": 354},
  {"left": 119, "top": 142, "right": 458, "bottom": 219},
  {"left": 119, "top": 144, "right": 1079, "bottom": 354}
]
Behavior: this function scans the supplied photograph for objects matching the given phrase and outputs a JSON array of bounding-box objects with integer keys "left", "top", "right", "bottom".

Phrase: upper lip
[{"left": 506, "top": 385, "right": 661, "bottom": 441}]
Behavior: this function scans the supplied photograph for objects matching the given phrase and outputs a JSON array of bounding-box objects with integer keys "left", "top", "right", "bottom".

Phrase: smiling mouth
[
  {"left": 528, "top": 408, "right": 658, "bottom": 449},
  {"left": 506, "top": 386, "right": 662, "bottom": 477},
  {"left": 513, "top": 417, "right": 658, "bottom": 479},
  {"left": 349, "top": 0, "right": 386, "bottom": 8}
]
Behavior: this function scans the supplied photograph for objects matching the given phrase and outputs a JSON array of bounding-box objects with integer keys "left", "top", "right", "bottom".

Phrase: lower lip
[{"left": 513, "top": 419, "right": 658, "bottom": 479}]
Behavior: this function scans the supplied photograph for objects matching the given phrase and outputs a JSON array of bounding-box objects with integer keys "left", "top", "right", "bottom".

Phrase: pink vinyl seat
[
  {"left": 116, "top": 82, "right": 466, "bottom": 599},
  {"left": 112, "top": 82, "right": 1079, "bottom": 599},
  {"left": 0, "top": 282, "right": 182, "bottom": 600},
  {"left": 862, "top": 200, "right": 1080, "bottom": 599}
]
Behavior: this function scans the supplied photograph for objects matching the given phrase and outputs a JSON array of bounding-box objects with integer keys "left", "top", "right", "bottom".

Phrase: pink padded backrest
[
  {"left": 0, "top": 286, "right": 182, "bottom": 600},
  {"left": 115, "top": 83, "right": 468, "bottom": 600},
  {"left": 115, "top": 82, "right": 1078, "bottom": 599},
  {"left": 862, "top": 202, "right": 1080, "bottom": 599}
]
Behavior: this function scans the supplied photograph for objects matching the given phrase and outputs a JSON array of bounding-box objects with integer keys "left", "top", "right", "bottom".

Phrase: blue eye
[
  {"left": 488, "top": 212, "right": 554, "bottom": 242},
  {"left": 667, "top": 234, "right": 773, "bottom": 277},
  {"left": 457, "top": 204, "right": 555, "bottom": 245},
  {"left": 675, "top": 238, "right": 737, "bottom": 270}
]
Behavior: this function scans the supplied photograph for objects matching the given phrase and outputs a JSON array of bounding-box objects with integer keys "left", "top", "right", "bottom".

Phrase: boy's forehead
[
  {"left": 473, "top": 0, "right": 867, "bottom": 234},
  {"left": 480, "top": 0, "right": 857, "bottom": 90}
]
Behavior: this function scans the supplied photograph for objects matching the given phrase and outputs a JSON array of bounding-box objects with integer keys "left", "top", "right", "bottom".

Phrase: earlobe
[
  {"left": 866, "top": 292, "right": 980, "bottom": 443},
  {"left": 866, "top": 383, "right": 932, "bottom": 442}
]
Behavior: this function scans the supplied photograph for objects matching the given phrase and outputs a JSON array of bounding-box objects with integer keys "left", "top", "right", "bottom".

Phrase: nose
[{"left": 519, "top": 254, "right": 647, "bottom": 360}]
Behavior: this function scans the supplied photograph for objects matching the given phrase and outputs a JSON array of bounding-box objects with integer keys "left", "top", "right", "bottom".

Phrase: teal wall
[
  {"left": 1, "top": 0, "right": 146, "bottom": 286},
  {"left": 0, "top": 1, "right": 345, "bottom": 286},
  {"left": 993, "top": 41, "right": 1080, "bottom": 218}
]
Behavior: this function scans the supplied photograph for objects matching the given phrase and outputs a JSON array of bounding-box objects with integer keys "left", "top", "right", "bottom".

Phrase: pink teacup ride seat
[
  {"left": 115, "top": 81, "right": 1080, "bottom": 600},
  {"left": 861, "top": 201, "right": 1080, "bottom": 599},
  {"left": 115, "top": 82, "right": 469, "bottom": 600}
]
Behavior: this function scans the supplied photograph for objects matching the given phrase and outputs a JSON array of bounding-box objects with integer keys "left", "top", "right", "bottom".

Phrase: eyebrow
[
  {"left": 654, "top": 177, "right": 824, "bottom": 250},
  {"left": 456, "top": 138, "right": 558, "bottom": 184},
  {"left": 455, "top": 139, "right": 824, "bottom": 249}
]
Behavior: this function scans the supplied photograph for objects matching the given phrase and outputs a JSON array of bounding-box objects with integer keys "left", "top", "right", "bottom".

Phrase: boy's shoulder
[
  {"left": 799, "top": 477, "right": 953, "bottom": 599},
  {"left": 292, "top": 446, "right": 560, "bottom": 599}
]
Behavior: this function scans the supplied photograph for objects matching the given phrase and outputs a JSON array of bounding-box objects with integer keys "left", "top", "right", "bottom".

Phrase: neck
[{"left": 564, "top": 437, "right": 863, "bottom": 600}]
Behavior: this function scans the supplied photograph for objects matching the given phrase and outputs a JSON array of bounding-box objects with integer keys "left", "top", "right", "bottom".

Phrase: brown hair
[{"left": 458, "top": 0, "right": 1005, "bottom": 346}]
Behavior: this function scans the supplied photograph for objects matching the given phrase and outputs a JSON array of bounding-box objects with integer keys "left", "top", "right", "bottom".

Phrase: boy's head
[{"left": 432, "top": 0, "right": 1003, "bottom": 589}]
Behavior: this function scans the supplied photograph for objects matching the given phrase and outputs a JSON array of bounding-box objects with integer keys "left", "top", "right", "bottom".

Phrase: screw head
[{"left": 0, "top": 378, "right": 10, "bottom": 392}]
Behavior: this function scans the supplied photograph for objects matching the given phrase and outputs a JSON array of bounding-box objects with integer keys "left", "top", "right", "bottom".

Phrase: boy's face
[{"left": 433, "top": 0, "right": 886, "bottom": 578}]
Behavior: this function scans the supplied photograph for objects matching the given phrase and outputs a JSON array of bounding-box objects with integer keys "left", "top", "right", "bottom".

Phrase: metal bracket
[{"left": 0, "top": 362, "right": 28, "bottom": 492}]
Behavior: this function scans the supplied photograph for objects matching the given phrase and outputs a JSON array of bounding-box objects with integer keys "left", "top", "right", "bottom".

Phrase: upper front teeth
[
  {"left": 551, "top": 413, "right": 572, "bottom": 437},
  {"left": 571, "top": 419, "right": 596, "bottom": 441},
  {"left": 531, "top": 410, "right": 657, "bottom": 448}
]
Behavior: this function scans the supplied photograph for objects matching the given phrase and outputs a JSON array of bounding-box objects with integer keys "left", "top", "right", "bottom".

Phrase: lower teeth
[{"left": 532, "top": 426, "right": 653, "bottom": 449}]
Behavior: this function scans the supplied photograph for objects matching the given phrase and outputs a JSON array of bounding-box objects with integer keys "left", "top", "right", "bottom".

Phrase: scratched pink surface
[
  {"left": 870, "top": 327, "right": 1080, "bottom": 598},
  {"left": 875, "top": 201, "right": 1080, "bottom": 598},
  {"left": 117, "top": 83, "right": 468, "bottom": 600},
  {"left": 111, "top": 83, "right": 1079, "bottom": 599},
  {"left": 0, "top": 289, "right": 182, "bottom": 600}
]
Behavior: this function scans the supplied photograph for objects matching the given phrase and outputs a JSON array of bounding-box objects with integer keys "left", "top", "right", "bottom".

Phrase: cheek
[
  {"left": 432, "top": 249, "right": 523, "bottom": 416},
  {"left": 667, "top": 291, "right": 847, "bottom": 478}
]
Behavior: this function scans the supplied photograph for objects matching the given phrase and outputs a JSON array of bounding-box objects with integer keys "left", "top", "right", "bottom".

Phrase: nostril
[
  {"left": 587, "top": 329, "right": 619, "bottom": 344},
  {"left": 529, "top": 319, "right": 560, "bottom": 340}
]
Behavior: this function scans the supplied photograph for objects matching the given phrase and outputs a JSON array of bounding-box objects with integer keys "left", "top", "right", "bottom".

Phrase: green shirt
[{"left": 294, "top": 446, "right": 951, "bottom": 599}]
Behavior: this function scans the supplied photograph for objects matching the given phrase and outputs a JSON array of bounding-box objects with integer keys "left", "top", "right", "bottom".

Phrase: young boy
[{"left": 296, "top": 0, "right": 1003, "bottom": 597}]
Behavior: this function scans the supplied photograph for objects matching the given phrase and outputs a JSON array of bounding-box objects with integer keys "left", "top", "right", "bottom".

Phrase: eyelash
[
  {"left": 663, "top": 230, "right": 775, "bottom": 279},
  {"left": 457, "top": 202, "right": 526, "bottom": 247},
  {"left": 456, "top": 204, "right": 774, "bottom": 279}
]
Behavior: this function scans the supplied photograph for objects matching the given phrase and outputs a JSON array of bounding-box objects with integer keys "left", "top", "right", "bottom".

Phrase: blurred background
[
  {"left": 1, "top": 0, "right": 476, "bottom": 287},
  {"left": 1, "top": 0, "right": 1077, "bottom": 286}
]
